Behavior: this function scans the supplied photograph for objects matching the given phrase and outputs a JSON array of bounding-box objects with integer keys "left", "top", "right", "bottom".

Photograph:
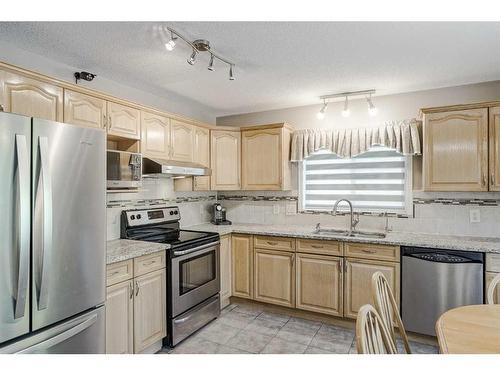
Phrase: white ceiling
[{"left": 2, "top": 22, "right": 500, "bottom": 116}]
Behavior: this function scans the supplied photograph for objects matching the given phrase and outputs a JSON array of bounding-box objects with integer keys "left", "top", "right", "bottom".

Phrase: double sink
[{"left": 313, "top": 226, "right": 387, "bottom": 239}]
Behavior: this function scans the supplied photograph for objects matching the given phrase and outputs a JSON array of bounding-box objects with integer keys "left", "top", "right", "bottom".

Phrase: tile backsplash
[{"left": 107, "top": 179, "right": 500, "bottom": 240}]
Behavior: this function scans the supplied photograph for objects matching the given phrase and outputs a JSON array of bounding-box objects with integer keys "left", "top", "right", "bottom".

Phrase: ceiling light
[
  {"left": 316, "top": 100, "right": 328, "bottom": 120},
  {"left": 208, "top": 55, "right": 215, "bottom": 71},
  {"left": 367, "top": 94, "right": 378, "bottom": 116},
  {"left": 187, "top": 50, "right": 197, "bottom": 65},
  {"left": 341, "top": 96, "right": 350, "bottom": 117},
  {"left": 229, "top": 65, "right": 235, "bottom": 81}
]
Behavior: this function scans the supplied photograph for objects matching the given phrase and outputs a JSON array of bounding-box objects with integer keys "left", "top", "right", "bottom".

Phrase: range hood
[{"left": 142, "top": 157, "right": 211, "bottom": 177}]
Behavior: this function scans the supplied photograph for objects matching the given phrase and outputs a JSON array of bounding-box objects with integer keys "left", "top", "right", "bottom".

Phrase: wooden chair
[
  {"left": 487, "top": 273, "right": 500, "bottom": 304},
  {"left": 356, "top": 304, "right": 397, "bottom": 354},
  {"left": 371, "top": 271, "right": 411, "bottom": 353}
]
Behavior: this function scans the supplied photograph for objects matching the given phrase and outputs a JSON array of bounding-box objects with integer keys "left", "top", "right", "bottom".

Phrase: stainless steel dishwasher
[{"left": 401, "top": 247, "right": 484, "bottom": 336}]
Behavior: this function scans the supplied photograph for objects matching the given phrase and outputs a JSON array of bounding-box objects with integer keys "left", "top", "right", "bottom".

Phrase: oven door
[{"left": 170, "top": 241, "right": 220, "bottom": 317}]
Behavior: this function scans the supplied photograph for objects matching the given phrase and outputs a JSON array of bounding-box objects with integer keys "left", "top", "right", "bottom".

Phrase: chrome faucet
[{"left": 332, "top": 199, "right": 359, "bottom": 233}]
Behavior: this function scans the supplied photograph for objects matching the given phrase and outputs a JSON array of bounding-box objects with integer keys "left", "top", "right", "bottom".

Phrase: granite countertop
[
  {"left": 185, "top": 223, "right": 500, "bottom": 254},
  {"left": 106, "top": 239, "right": 166, "bottom": 265}
]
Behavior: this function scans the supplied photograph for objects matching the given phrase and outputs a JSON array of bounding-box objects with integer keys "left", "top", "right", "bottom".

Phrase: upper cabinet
[
  {"left": 170, "top": 120, "right": 194, "bottom": 162},
  {"left": 0, "top": 70, "right": 63, "bottom": 121},
  {"left": 64, "top": 89, "right": 106, "bottom": 129},
  {"left": 489, "top": 106, "right": 500, "bottom": 191},
  {"left": 211, "top": 130, "right": 241, "bottom": 190},
  {"left": 194, "top": 126, "right": 210, "bottom": 167},
  {"left": 141, "top": 111, "right": 171, "bottom": 159},
  {"left": 241, "top": 124, "right": 293, "bottom": 190},
  {"left": 107, "top": 101, "right": 141, "bottom": 140},
  {"left": 423, "top": 108, "right": 488, "bottom": 191}
]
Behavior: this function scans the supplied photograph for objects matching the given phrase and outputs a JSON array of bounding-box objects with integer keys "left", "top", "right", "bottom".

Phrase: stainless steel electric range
[{"left": 121, "top": 206, "right": 220, "bottom": 347}]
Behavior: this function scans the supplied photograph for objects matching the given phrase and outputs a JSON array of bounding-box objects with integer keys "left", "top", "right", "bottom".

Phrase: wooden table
[{"left": 436, "top": 304, "right": 500, "bottom": 354}]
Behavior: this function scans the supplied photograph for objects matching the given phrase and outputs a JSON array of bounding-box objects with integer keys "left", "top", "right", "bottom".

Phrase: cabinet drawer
[
  {"left": 486, "top": 254, "right": 500, "bottom": 273},
  {"left": 254, "top": 235, "right": 295, "bottom": 252},
  {"left": 134, "top": 251, "right": 166, "bottom": 277},
  {"left": 296, "top": 238, "right": 342, "bottom": 256},
  {"left": 107, "top": 260, "right": 134, "bottom": 286},
  {"left": 344, "top": 242, "right": 400, "bottom": 262}
]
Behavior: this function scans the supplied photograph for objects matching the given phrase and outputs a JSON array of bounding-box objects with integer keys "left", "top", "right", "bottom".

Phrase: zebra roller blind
[{"left": 302, "top": 146, "right": 410, "bottom": 213}]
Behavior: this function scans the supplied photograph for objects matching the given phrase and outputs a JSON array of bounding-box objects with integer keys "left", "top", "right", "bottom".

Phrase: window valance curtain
[{"left": 290, "top": 119, "right": 421, "bottom": 161}]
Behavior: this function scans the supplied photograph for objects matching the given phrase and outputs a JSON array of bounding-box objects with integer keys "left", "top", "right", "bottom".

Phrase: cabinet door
[
  {"left": 423, "top": 108, "right": 488, "bottom": 191},
  {"left": 486, "top": 272, "right": 500, "bottom": 304},
  {"left": 296, "top": 253, "right": 343, "bottom": 317},
  {"left": 344, "top": 258, "right": 399, "bottom": 319},
  {"left": 170, "top": 120, "right": 194, "bottom": 162},
  {"left": 133, "top": 268, "right": 166, "bottom": 353},
  {"left": 106, "top": 280, "right": 133, "bottom": 354},
  {"left": 220, "top": 235, "right": 232, "bottom": 308},
  {"left": 231, "top": 234, "right": 253, "bottom": 299},
  {"left": 141, "top": 111, "right": 170, "bottom": 159},
  {"left": 194, "top": 126, "right": 210, "bottom": 167},
  {"left": 64, "top": 89, "right": 106, "bottom": 129},
  {"left": 211, "top": 130, "right": 241, "bottom": 190},
  {"left": 1, "top": 71, "right": 63, "bottom": 121},
  {"left": 254, "top": 248, "right": 295, "bottom": 308},
  {"left": 242, "top": 128, "right": 282, "bottom": 190},
  {"left": 107, "top": 101, "right": 141, "bottom": 140},
  {"left": 194, "top": 176, "right": 211, "bottom": 191},
  {"left": 489, "top": 106, "right": 500, "bottom": 191}
]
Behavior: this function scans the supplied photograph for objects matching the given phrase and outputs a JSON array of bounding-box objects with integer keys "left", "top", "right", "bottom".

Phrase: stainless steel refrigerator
[{"left": 0, "top": 112, "right": 106, "bottom": 353}]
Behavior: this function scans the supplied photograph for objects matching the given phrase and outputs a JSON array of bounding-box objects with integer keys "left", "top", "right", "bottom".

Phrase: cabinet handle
[
  {"left": 129, "top": 282, "right": 134, "bottom": 299},
  {"left": 108, "top": 115, "right": 112, "bottom": 129},
  {"left": 267, "top": 241, "right": 278, "bottom": 246},
  {"left": 362, "top": 249, "right": 376, "bottom": 254},
  {"left": 135, "top": 281, "right": 140, "bottom": 296},
  {"left": 483, "top": 174, "right": 487, "bottom": 187},
  {"left": 103, "top": 114, "right": 107, "bottom": 129},
  {"left": 491, "top": 173, "right": 495, "bottom": 186},
  {"left": 311, "top": 245, "right": 324, "bottom": 249},
  {"left": 290, "top": 255, "right": 295, "bottom": 267},
  {"left": 110, "top": 271, "right": 120, "bottom": 276},
  {"left": 0, "top": 104, "right": 4, "bottom": 112},
  {"left": 339, "top": 259, "right": 343, "bottom": 273},
  {"left": 143, "top": 260, "right": 156, "bottom": 266},
  {"left": 344, "top": 259, "right": 348, "bottom": 273}
]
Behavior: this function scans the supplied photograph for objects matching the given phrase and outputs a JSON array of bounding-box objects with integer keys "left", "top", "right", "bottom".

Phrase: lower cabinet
[
  {"left": 343, "top": 257, "right": 400, "bottom": 319},
  {"left": 254, "top": 248, "right": 295, "bottom": 308},
  {"left": 486, "top": 272, "right": 500, "bottom": 304},
  {"left": 105, "top": 280, "right": 134, "bottom": 354},
  {"left": 296, "top": 253, "right": 343, "bottom": 317},
  {"left": 231, "top": 234, "right": 254, "bottom": 299},
  {"left": 220, "top": 234, "right": 232, "bottom": 308},
  {"left": 133, "top": 268, "right": 167, "bottom": 353}
]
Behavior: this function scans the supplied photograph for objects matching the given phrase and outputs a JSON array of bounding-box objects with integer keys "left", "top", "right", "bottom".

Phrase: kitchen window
[{"left": 300, "top": 146, "right": 412, "bottom": 214}]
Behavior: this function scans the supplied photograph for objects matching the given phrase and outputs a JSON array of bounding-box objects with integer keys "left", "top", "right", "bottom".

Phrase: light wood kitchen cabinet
[
  {"left": 220, "top": 234, "right": 232, "bottom": 308},
  {"left": 489, "top": 106, "right": 500, "bottom": 191},
  {"left": 486, "top": 272, "right": 500, "bottom": 304},
  {"left": 170, "top": 119, "right": 194, "bottom": 162},
  {"left": 133, "top": 268, "right": 166, "bottom": 353},
  {"left": 296, "top": 253, "right": 343, "bottom": 316},
  {"left": 423, "top": 108, "right": 488, "bottom": 191},
  {"left": 211, "top": 130, "right": 241, "bottom": 190},
  {"left": 194, "top": 126, "right": 211, "bottom": 190},
  {"left": 140, "top": 111, "right": 170, "bottom": 159},
  {"left": 231, "top": 234, "right": 253, "bottom": 299},
  {"left": 343, "top": 257, "right": 400, "bottom": 319},
  {"left": 254, "top": 248, "right": 295, "bottom": 308},
  {"left": 106, "top": 280, "right": 134, "bottom": 354},
  {"left": 64, "top": 89, "right": 106, "bottom": 129},
  {"left": 241, "top": 124, "right": 293, "bottom": 190},
  {"left": 0, "top": 70, "right": 63, "bottom": 121},
  {"left": 107, "top": 101, "right": 141, "bottom": 140}
]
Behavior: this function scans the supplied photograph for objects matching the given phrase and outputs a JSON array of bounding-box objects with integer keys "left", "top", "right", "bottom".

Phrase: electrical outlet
[
  {"left": 469, "top": 209, "right": 481, "bottom": 223},
  {"left": 273, "top": 204, "right": 280, "bottom": 215},
  {"left": 286, "top": 202, "right": 297, "bottom": 216}
]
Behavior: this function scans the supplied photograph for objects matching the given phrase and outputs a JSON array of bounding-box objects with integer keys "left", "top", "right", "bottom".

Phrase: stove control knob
[
  {"left": 130, "top": 215, "right": 135, "bottom": 220},
  {"left": 170, "top": 210, "right": 174, "bottom": 215},
  {"left": 174, "top": 210, "right": 178, "bottom": 215},
  {"left": 136, "top": 214, "right": 142, "bottom": 219}
]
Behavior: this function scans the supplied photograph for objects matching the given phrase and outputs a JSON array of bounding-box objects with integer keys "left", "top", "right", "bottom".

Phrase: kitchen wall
[{"left": 0, "top": 40, "right": 218, "bottom": 124}]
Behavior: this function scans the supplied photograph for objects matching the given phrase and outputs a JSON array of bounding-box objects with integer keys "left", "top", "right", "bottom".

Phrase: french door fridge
[{"left": 0, "top": 112, "right": 106, "bottom": 353}]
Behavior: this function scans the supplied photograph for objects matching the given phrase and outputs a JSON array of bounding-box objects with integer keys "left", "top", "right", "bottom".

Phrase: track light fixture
[
  {"left": 316, "top": 100, "right": 328, "bottom": 120},
  {"left": 317, "top": 89, "right": 377, "bottom": 119},
  {"left": 164, "top": 26, "right": 236, "bottom": 81}
]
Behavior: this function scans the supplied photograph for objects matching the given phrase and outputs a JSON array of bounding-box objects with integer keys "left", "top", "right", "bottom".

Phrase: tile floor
[{"left": 162, "top": 303, "right": 438, "bottom": 354}]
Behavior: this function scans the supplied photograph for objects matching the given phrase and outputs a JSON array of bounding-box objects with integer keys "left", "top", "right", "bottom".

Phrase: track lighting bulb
[
  {"left": 316, "top": 101, "right": 328, "bottom": 120},
  {"left": 165, "top": 31, "right": 177, "bottom": 51},
  {"left": 229, "top": 65, "right": 235, "bottom": 80},
  {"left": 187, "top": 50, "right": 197, "bottom": 65},
  {"left": 367, "top": 94, "right": 378, "bottom": 116},
  {"left": 341, "top": 96, "right": 350, "bottom": 117},
  {"left": 208, "top": 55, "right": 215, "bottom": 71}
]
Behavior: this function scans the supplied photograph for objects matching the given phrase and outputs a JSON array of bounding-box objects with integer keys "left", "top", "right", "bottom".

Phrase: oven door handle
[{"left": 172, "top": 241, "right": 220, "bottom": 257}]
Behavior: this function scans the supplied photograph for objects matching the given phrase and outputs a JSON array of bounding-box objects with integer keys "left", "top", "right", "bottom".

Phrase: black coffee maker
[{"left": 211, "top": 203, "right": 232, "bottom": 225}]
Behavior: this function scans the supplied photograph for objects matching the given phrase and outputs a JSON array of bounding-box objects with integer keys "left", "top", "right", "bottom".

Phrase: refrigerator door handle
[
  {"left": 14, "top": 135, "right": 30, "bottom": 319},
  {"left": 35, "top": 136, "right": 53, "bottom": 311},
  {"left": 16, "top": 313, "right": 98, "bottom": 354}
]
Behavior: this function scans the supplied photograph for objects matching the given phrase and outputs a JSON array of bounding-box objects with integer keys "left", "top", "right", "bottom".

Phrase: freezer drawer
[{"left": 0, "top": 306, "right": 105, "bottom": 354}]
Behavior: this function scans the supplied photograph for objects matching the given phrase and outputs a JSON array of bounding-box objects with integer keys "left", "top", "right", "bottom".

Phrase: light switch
[{"left": 469, "top": 209, "right": 481, "bottom": 223}]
